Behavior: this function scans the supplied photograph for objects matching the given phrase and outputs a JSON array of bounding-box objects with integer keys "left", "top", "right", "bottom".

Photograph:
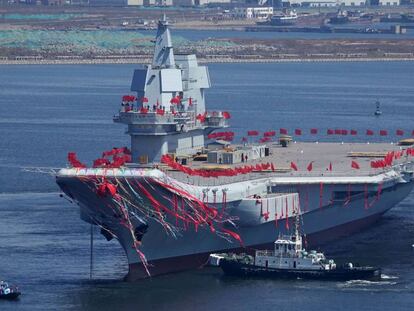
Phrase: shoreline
[{"left": 1, "top": 57, "right": 414, "bottom": 65}]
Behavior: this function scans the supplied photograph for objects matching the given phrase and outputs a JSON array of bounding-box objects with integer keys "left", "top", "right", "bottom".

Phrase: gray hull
[{"left": 56, "top": 168, "right": 413, "bottom": 280}]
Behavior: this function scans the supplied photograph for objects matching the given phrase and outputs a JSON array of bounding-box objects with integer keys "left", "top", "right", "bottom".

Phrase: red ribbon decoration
[
  {"left": 67, "top": 152, "right": 86, "bottom": 168},
  {"left": 364, "top": 184, "right": 369, "bottom": 209},
  {"left": 319, "top": 182, "right": 323, "bottom": 208},
  {"left": 285, "top": 197, "right": 289, "bottom": 230}
]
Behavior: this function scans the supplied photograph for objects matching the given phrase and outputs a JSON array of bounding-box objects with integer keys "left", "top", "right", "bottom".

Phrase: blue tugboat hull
[
  {"left": 220, "top": 259, "right": 381, "bottom": 281},
  {"left": 0, "top": 292, "right": 21, "bottom": 300}
]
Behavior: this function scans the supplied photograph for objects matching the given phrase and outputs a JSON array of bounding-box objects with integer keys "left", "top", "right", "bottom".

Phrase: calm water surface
[{"left": 0, "top": 62, "right": 413, "bottom": 310}]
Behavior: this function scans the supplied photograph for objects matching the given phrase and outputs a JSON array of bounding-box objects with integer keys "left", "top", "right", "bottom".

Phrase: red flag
[
  {"left": 350, "top": 129, "right": 357, "bottom": 135},
  {"left": 290, "top": 162, "right": 298, "bottom": 171},
  {"left": 396, "top": 129, "right": 404, "bottom": 136},
  {"left": 196, "top": 113, "right": 206, "bottom": 123},
  {"left": 280, "top": 128, "right": 288, "bottom": 135},
  {"left": 247, "top": 130, "right": 259, "bottom": 136},
  {"left": 310, "top": 128, "right": 318, "bottom": 134},
  {"left": 328, "top": 162, "right": 333, "bottom": 171},
  {"left": 334, "top": 129, "right": 341, "bottom": 135},
  {"left": 295, "top": 129, "right": 302, "bottom": 135},
  {"left": 222, "top": 111, "right": 231, "bottom": 119},
  {"left": 380, "top": 130, "right": 388, "bottom": 136},
  {"left": 327, "top": 129, "right": 334, "bottom": 135},
  {"left": 170, "top": 96, "right": 181, "bottom": 104},
  {"left": 351, "top": 160, "right": 360, "bottom": 169},
  {"left": 341, "top": 129, "right": 348, "bottom": 135},
  {"left": 122, "top": 95, "right": 137, "bottom": 102},
  {"left": 264, "top": 131, "right": 276, "bottom": 137},
  {"left": 307, "top": 161, "right": 313, "bottom": 172},
  {"left": 366, "top": 129, "right": 374, "bottom": 136}
]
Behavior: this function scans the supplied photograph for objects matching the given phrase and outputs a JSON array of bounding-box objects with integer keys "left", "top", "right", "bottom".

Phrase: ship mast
[
  {"left": 152, "top": 15, "right": 175, "bottom": 69},
  {"left": 113, "top": 16, "right": 228, "bottom": 164}
]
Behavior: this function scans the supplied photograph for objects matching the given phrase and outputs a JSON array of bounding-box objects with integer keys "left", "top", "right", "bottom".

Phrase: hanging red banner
[{"left": 319, "top": 182, "right": 323, "bottom": 208}]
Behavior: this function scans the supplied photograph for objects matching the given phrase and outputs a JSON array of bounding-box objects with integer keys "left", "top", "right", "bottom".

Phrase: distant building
[
  {"left": 233, "top": 6, "right": 274, "bottom": 19},
  {"left": 376, "top": 0, "right": 400, "bottom": 5},
  {"left": 127, "top": 0, "right": 143, "bottom": 5},
  {"left": 174, "top": 0, "right": 231, "bottom": 6},
  {"left": 282, "top": 0, "right": 401, "bottom": 5},
  {"left": 88, "top": 0, "right": 126, "bottom": 5},
  {"left": 299, "top": 1, "right": 339, "bottom": 6}
]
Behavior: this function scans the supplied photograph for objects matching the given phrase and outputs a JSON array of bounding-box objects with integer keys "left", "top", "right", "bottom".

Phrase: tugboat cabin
[{"left": 254, "top": 234, "right": 336, "bottom": 271}]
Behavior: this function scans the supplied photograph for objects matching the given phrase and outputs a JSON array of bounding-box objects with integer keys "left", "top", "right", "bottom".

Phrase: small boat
[
  {"left": 374, "top": 100, "right": 382, "bottom": 116},
  {"left": 329, "top": 9, "right": 349, "bottom": 25},
  {"left": 0, "top": 281, "right": 21, "bottom": 300},
  {"left": 270, "top": 10, "right": 298, "bottom": 26},
  {"left": 212, "top": 216, "right": 381, "bottom": 281}
]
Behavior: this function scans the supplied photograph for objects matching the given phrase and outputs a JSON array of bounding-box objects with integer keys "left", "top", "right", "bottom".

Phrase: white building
[
  {"left": 300, "top": 1, "right": 338, "bottom": 6},
  {"left": 284, "top": 0, "right": 400, "bottom": 5},
  {"left": 233, "top": 7, "right": 274, "bottom": 20},
  {"left": 127, "top": 0, "right": 172, "bottom": 5},
  {"left": 174, "top": 0, "right": 231, "bottom": 5},
  {"left": 377, "top": 0, "right": 400, "bottom": 5},
  {"left": 127, "top": 0, "right": 143, "bottom": 5}
]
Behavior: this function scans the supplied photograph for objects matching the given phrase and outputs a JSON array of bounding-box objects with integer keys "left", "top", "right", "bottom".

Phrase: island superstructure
[{"left": 56, "top": 16, "right": 414, "bottom": 280}]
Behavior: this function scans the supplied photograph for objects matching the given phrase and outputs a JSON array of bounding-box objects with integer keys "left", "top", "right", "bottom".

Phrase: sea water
[{"left": 0, "top": 62, "right": 413, "bottom": 310}]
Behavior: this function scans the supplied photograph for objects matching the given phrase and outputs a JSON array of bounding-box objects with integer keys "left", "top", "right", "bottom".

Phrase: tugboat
[
  {"left": 374, "top": 100, "right": 382, "bottom": 116},
  {"left": 329, "top": 9, "right": 349, "bottom": 25},
  {"left": 270, "top": 9, "right": 298, "bottom": 26},
  {"left": 0, "top": 281, "right": 21, "bottom": 300},
  {"left": 215, "top": 215, "right": 381, "bottom": 281}
]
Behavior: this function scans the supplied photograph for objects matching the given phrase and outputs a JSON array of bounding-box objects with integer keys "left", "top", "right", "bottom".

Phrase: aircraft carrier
[{"left": 56, "top": 16, "right": 414, "bottom": 280}]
